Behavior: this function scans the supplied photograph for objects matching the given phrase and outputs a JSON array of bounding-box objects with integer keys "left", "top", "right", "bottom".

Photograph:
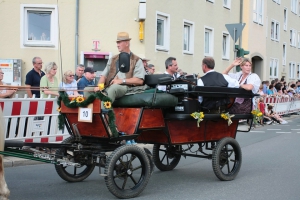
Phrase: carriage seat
[{"left": 113, "top": 92, "right": 178, "bottom": 108}]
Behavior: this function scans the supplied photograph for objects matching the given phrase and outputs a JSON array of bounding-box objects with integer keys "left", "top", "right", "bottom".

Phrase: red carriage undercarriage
[{"left": 1, "top": 74, "right": 256, "bottom": 199}]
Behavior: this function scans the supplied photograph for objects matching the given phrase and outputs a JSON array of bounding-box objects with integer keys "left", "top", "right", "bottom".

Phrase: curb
[{"left": 3, "top": 144, "right": 154, "bottom": 168}]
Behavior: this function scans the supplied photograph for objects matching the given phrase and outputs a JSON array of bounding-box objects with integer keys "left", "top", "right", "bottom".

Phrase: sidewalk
[{"left": 3, "top": 114, "right": 299, "bottom": 168}]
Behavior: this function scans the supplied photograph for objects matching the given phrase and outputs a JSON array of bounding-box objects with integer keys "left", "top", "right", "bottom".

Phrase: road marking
[
  {"left": 267, "top": 129, "right": 281, "bottom": 130},
  {"left": 250, "top": 131, "right": 265, "bottom": 133},
  {"left": 276, "top": 132, "right": 291, "bottom": 133},
  {"left": 291, "top": 129, "right": 300, "bottom": 130}
]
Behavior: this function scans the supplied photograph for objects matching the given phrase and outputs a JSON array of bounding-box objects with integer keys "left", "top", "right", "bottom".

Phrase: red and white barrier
[
  {"left": 0, "top": 97, "right": 68, "bottom": 143},
  {"left": 264, "top": 96, "right": 300, "bottom": 115}
]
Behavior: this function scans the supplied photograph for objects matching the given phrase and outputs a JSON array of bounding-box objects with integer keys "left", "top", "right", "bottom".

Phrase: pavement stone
[{"left": 3, "top": 114, "right": 299, "bottom": 168}]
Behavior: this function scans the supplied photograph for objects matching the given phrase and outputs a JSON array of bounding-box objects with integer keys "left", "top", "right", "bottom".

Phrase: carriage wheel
[
  {"left": 105, "top": 145, "right": 151, "bottom": 199},
  {"left": 212, "top": 137, "right": 242, "bottom": 181},
  {"left": 152, "top": 144, "right": 181, "bottom": 171},
  {"left": 55, "top": 136, "right": 95, "bottom": 182}
]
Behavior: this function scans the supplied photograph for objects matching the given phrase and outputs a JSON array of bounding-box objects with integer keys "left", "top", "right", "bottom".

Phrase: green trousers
[{"left": 84, "top": 84, "right": 128, "bottom": 103}]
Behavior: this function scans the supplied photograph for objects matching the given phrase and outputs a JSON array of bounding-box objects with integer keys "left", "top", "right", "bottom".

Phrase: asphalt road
[{"left": 3, "top": 116, "right": 300, "bottom": 200}]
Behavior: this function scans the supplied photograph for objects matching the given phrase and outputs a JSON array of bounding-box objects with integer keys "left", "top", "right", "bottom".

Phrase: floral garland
[
  {"left": 221, "top": 112, "right": 235, "bottom": 126},
  {"left": 190, "top": 112, "right": 205, "bottom": 127},
  {"left": 57, "top": 91, "right": 118, "bottom": 137}
]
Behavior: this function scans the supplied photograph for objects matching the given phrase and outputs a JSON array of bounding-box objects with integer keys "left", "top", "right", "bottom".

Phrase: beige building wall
[
  {"left": 0, "top": 0, "right": 241, "bottom": 86},
  {"left": 243, "top": 0, "right": 300, "bottom": 83}
]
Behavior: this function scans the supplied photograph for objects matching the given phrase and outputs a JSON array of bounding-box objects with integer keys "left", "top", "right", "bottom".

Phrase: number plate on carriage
[{"left": 171, "top": 84, "right": 188, "bottom": 91}]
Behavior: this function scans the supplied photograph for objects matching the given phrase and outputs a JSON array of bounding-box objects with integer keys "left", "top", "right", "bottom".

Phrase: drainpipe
[
  {"left": 239, "top": 0, "right": 243, "bottom": 47},
  {"left": 75, "top": 0, "right": 79, "bottom": 69}
]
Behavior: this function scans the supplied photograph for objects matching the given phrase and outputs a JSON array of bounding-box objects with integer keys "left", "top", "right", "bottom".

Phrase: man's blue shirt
[
  {"left": 77, "top": 76, "right": 95, "bottom": 95},
  {"left": 25, "top": 68, "right": 45, "bottom": 98}
]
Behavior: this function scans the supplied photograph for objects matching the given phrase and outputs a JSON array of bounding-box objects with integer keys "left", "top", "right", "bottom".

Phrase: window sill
[
  {"left": 223, "top": 6, "right": 230, "bottom": 10},
  {"left": 156, "top": 47, "right": 169, "bottom": 52},
  {"left": 24, "top": 43, "right": 55, "bottom": 47},
  {"left": 271, "top": 38, "right": 279, "bottom": 42},
  {"left": 183, "top": 51, "right": 194, "bottom": 55},
  {"left": 222, "top": 57, "right": 230, "bottom": 61}
]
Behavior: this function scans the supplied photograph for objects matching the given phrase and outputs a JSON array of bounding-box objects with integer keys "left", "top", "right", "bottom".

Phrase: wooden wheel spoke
[
  {"left": 113, "top": 171, "right": 126, "bottom": 179},
  {"left": 73, "top": 167, "right": 77, "bottom": 175},
  {"left": 121, "top": 175, "right": 128, "bottom": 189},
  {"left": 160, "top": 153, "right": 167, "bottom": 163},
  {"left": 132, "top": 165, "right": 142, "bottom": 171},
  {"left": 128, "top": 154, "right": 136, "bottom": 168},
  {"left": 129, "top": 174, "right": 137, "bottom": 185},
  {"left": 118, "top": 158, "right": 127, "bottom": 168}
]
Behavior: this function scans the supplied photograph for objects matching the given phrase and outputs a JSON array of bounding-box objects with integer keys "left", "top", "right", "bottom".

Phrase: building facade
[
  {"left": 243, "top": 0, "right": 300, "bottom": 82},
  {"left": 0, "top": 0, "right": 241, "bottom": 85}
]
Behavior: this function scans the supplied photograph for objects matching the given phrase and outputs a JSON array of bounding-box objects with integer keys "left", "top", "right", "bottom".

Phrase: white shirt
[
  {"left": 228, "top": 71, "right": 261, "bottom": 94},
  {"left": 164, "top": 71, "right": 180, "bottom": 80},
  {"left": 197, "top": 70, "right": 239, "bottom": 103}
]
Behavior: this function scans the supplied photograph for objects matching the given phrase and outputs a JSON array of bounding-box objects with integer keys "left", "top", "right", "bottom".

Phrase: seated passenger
[
  {"left": 223, "top": 57, "right": 261, "bottom": 114},
  {"left": 0, "top": 68, "right": 17, "bottom": 98},
  {"left": 197, "top": 57, "right": 239, "bottom": 113},
  {"left": 92, "top": 32, "right": 146, "bottom": 103}
]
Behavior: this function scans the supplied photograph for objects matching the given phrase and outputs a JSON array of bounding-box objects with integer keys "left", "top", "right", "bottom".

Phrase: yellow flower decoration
[
  {"left": 98, "top": 83, "right": 104, "bottom": 90},
  {"left": 190, "top": 112, "right": 205, "bottom": 127},
  {"left": 251, "top": 109, "right": 263, "bottom": 125},
  {"left": 76, "top": 96, "right": 85, "bottom": 103},
  {"left": 103, "top": 101, "right": 112, "bottom": 109},
  {"left": 70, "top": 97, "right": 76, "bottom": 103},
  {"left": 57, "top": 107, "right": 61, "bottom": 112},
  {"left": 221, "top": 112, "right": 235, "bottom": 126}
]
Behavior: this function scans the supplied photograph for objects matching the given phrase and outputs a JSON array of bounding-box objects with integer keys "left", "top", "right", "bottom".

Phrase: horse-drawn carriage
[{"left": 1, "top": 73, "right": 256, "bottom": 199}]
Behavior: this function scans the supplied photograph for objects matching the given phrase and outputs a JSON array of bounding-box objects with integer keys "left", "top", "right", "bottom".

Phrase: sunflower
[
  {"left": 103, "top": 101, "right": 112, "bottom": 109},
  {"left": 76, "top": 96, "right": 85, "bottom": 103}
]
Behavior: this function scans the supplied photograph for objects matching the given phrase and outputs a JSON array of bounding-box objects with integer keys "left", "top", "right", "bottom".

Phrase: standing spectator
[
  {"left": 40, "top": 62, "right": 59, "bottom": 98},
  {"left": 267, "top": 84, "right": 274, "bottom": 95},
  {"left": 77, "top": 67, "right": 96, "bottom": 95},
  {"left": 141, "top": 58, "right": 152, "bottom": 75},
  {"left": 0, "top": 68, "right": 17, "bottom": 98},
  {"left": 295, "top": 80, "right": 300, "bottom": 94},
  {"left": 75, "top": 64, "right": 85, "bottom": 83},
  {"left": 262, "top": 80, "right": 269, "bottom": 94},
  {"left": 164, "top": 57, "right": 180, "bottom": 79},
  {"left": 59, "top": 70, "right": 79, "bottom": 97},
  {"left": 25, "top": 57, "right": 45, "bottom": 98}
]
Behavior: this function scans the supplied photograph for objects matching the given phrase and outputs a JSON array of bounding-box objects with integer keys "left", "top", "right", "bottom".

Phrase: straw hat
[{"left": 116, "top": 32, "right": 131, "bottom": 41}]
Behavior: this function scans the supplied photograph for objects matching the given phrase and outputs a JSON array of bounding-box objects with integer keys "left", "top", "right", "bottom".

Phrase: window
[
  {"left": 204, "top": 27, "right": 214, "bottom": 56},
  {"left": 270, "top": 58, "right": 278, "bottom": 78},
  {"left": 283, "top": 43, "right": 286, "bottom": 65},
  {"left": 289, "top": 62, "right": 296, "bottom": 79},
  {"left": 253, "top": 0, "right": 263, "bottom": 25},
  {"left": 291, "top": 0, "right": 298, "bottom": 14},
  {"left": 297, "top": 64, "right": 300, "bottom": 79},
  {"left": 298, "top": 32, "right": 300, "bottom": 48},
  {"left": 21, "top": 4, "right": 58, "bottom": 47},
  {"left": 223, "top": 0, "right": 231, "bottom": 9},
  {"left": 156, "top": 12, "right": 170, "bottom": 51},
  {"left": 290, "top": 29, "right": 297, "bottom": 47},
  {"left": 271, "top": 20, "right": 280, "bottom": 41},
  {"left": 222, "top": 32, "right": 230, "bottom": 59},
  {"left": 284, "top": 8, "right": 287, "bottom": 31},
  {"left": 183, "top": 20, "right": 194, "bottom": 54}
]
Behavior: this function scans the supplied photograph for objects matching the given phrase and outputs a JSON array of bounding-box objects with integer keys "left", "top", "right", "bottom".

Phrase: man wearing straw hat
[{"left": 90, "top": 32, "right": 146, "bottom": 102}]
